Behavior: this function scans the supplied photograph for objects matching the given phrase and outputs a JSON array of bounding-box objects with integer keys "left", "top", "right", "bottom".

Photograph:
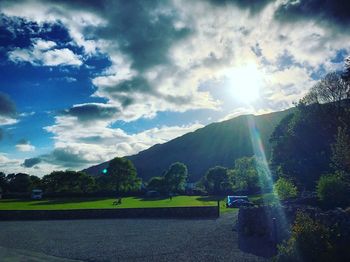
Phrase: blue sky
[{"left": 0, "top": 0, "right": 349, "bottom": 175}]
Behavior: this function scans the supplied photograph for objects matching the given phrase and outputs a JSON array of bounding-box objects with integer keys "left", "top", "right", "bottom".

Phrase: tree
[
  {"left": 317, "top": 173, "right": 350, "bottom": 208},
  {"left": 274, "top": 177, "right": 298, "bottom": 200},
  {"left": 30, "top": 175, "right": 42, "bottom": 189},
  {"left": 304, "top": 72, "right": 349, "bottom": 107},
  {"left": 270, "top": 104, "right": 343, "bottom": 189},
  {"left": 0, "top": 172, "right": 8, "bottom": 193},
  {"left": 106, "top": 157, "right": 141, "bottom": 194},
  {"left": 203, "top": 166, "right": 231, "bottom": 195},
  {"left": 42, "top": 170, "right": 95, "bottom": 193},
  {"left": 163, "top": 162, "right": 188, "bottom": 193},
  {"left": 331, "top": 126, "right": 350, "bottom": 174},
  {"left": 147, "top": 176, "right": 167, "bottom": 193},
  {"left": 231, "top": 156, "right": 272, "bottom": 193},
  {"left": 7, "top": 173, "right": 32, "bottom": 193}
]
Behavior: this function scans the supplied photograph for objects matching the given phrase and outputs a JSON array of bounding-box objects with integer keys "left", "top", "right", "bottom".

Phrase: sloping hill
[{"left": 84, "top": 108, "right": 294, "bottom": 182}]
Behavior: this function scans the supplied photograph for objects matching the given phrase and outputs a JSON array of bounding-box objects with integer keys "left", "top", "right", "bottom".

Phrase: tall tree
[
  {"left": 106, "top": 157, "right": 141, "bottom": 194},
  {"left": 7, "top": 173, "right": 32, "bottom": 193},
  {"left": 163, "top": 162, "right": 188, "bottom": 193},
  {"left": 203, "top": 166, "right": 231, "bottom": 195},
  {"left": 232, "top": 156, "right": 271, "bottom": 192}
]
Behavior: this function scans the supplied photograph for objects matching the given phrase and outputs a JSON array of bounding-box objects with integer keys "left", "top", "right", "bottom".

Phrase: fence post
[{"left": 217, "top": 200, "right": 220, "bottom": 217}]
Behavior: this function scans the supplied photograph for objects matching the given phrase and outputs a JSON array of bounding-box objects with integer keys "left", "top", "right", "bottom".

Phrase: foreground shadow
[
  {"left": 238, "top": 234, "right": 277, "bottom": 258},
  {"left": 133, "top": 196, "right": 170, "bottom": 201},
  {"left": 196, "top": 196, "right": 223, "bottom": 202},
  {"left": 30, "top": 197, "right": 111, "bottom": 206}
]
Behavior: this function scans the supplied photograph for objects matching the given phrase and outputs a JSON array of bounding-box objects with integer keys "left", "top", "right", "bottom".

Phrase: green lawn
[
  {"left": 0, "top": 194, "right": 273, "bottom": 213},
  {"left": 0, "top": 196, "right": 220, "bottom": 210}
]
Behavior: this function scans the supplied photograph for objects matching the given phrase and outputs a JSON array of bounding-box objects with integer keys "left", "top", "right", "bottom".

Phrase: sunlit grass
[
  {"left": 0, "top": 194, "right": 272, "bottom": 214},
  {"left": 0, "top": 196, "right": 217, "bottom": 210}
]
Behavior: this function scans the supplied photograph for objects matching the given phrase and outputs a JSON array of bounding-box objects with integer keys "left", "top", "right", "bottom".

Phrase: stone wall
[{"left": 0, "top": 206, "right": 219, "bottom": 221}]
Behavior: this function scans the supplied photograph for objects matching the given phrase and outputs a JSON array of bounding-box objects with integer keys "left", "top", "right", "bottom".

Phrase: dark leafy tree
[
  {"left": 270, "top": 102, "right": 345, "bottom": 189},
  {"left": 0, "top": 172, "right": 8, "bottom": 193},
  {"left": 42, "top": 171, "right": 95, "bottom": 193},
  {"left": 163, "top": 162, "right": 188, "bottom": 193},
  {"left": 147, "top": 176, "right": 167, "bottom": 193},
  {"left": 317, "top": 173, "right": 350, "bottom": 208},
  {"left": 203, "top": 166, "right": 231, "bottom": 195},
  {"left": 331, "top": 126, "right": 350, "bottom": 174},
  {"left": 30, "top": 175, "right": 42, "bottom": 189},
  {"left": 7, "top": 173, "right": 32, "bottom": 193},
  {"left": 105, "top": 157, "right": 141, "bottom": 194}
]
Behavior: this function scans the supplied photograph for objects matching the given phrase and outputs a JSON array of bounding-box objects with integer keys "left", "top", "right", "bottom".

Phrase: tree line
[{"left": 270, "top": 57, "right": 350, "bottom": 207}]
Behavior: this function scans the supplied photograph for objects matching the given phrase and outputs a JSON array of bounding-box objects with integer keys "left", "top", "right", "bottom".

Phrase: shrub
[
  {"left": 274, "top": 177, "right": 298, "bottom": 200},
  {"left": 275, "top": 212, "right": 333, "bottom": 262},
  {"left": 316, "top": 173, "right": 350, "bottom": 208}
]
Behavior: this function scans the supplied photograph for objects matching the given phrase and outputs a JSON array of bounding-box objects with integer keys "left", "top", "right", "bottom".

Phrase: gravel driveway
[{"left": 0, "top": 212, "right": 266, "bottom": 262}]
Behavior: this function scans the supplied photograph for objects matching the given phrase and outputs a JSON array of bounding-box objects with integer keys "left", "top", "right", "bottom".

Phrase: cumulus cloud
[
  {"left": 274, "top": 0, "right": 350, "bottom": 30},
  {"left": 15, "top": 139, "right": 35, "bottom": 152},
  {"left": 41, "top": 108, "right": 204, "bottom": 169},
  {"left": 8, "top": 38, "right": 82, "bottom": 66},
  {"left": 2, "top": 0, "right": 350, "bottom": 173}
]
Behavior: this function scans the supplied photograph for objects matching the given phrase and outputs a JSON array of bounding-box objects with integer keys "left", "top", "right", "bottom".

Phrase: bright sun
[{"left": 228, "top": 63, "right": 263, "bottom": 103}]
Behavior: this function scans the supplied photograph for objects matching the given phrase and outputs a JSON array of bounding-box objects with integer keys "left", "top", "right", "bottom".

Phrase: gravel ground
[{"left": 0, "top": 213, "right": 266, "bottom": 262}]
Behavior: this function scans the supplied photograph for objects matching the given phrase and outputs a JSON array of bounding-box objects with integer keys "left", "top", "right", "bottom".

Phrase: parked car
[
  {"left": 226, "top": 195, "right": 253, "bottom": 208},
  {"left": 31, "top": 189, "right": 43, "bottom": 200},
  {"left": 230, "top": 199, "right": 254, "bottom": 207}
]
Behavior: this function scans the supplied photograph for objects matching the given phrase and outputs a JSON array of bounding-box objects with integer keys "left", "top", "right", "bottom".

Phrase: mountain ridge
[{"left": 84, "top": 108, "right": 294, "bottom": 182}]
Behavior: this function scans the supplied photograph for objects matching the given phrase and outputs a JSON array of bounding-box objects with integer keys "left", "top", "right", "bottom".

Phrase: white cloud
[
  {"left": 8, "top": 39, "right": 82, "bottom": 66},
  {"left": 42, "top": 113, "right": 203, "bottom": 169},
  {"left": 0, "top": 116, "right": 18, "bottom": 126},
  {"left": 16, "top": 143, "right": 35, "bottom": 152}
]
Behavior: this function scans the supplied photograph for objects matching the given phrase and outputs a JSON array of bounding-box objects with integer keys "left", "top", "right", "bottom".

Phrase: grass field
[
  {"left": 0, "top": 196, "right": 222, "bottom": 211},
  {"left": 0, "top": 194, "right": 275, "bottom": 213}
]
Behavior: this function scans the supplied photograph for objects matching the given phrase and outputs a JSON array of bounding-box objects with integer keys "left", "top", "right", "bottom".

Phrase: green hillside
[{"left": 84, "top": 108, "right": 294, "bottom": 182}]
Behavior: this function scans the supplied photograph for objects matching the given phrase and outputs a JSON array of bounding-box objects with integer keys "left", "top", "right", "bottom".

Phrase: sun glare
[{"left": 228, "top": 63, "right": 263, "bottom": 103}]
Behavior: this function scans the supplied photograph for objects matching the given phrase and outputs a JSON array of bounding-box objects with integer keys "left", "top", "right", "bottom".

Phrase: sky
[{"left": 1, "top": 0, "right": 350, "bottom": 176}]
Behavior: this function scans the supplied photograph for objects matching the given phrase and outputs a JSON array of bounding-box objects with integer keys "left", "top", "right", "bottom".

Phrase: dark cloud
[
  {"left": 0, "top": 92, "right": 16, "bottom": 117},
  {"left": 207, "top": 0, "right": 273, "bottom": 14},
  {"left": 105, "top": 77, "right": 152, "bottom": 94},
  {"left": 275, "top": 0, "right": 350, "bottom": 29},
  {"left": 63, "top": 104, "right": 119, "bottom": 122},
  {"left": 48, "top": 148, "right": 91, "bottom": 167},
  {"left": 16, "top": 138, "right": 29, "bottom": 145},
  {"left": 94, "top": 1, "right": 191, "bottom": 72},
  {"left": 251, "top": 43, "right": 262, "bottom": 57},
  {"left": 22, "top": 157, "right": 41, "bottom": 168}
]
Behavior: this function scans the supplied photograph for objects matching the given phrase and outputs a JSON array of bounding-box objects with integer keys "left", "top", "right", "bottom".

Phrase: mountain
[{"left": 84, "top": 108, "right": 294, "bottom": 182}]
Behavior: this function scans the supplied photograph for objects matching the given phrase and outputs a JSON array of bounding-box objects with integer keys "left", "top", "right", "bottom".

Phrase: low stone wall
[{"left": 0, "top": 206, "right": 219, "bottom": 221}]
